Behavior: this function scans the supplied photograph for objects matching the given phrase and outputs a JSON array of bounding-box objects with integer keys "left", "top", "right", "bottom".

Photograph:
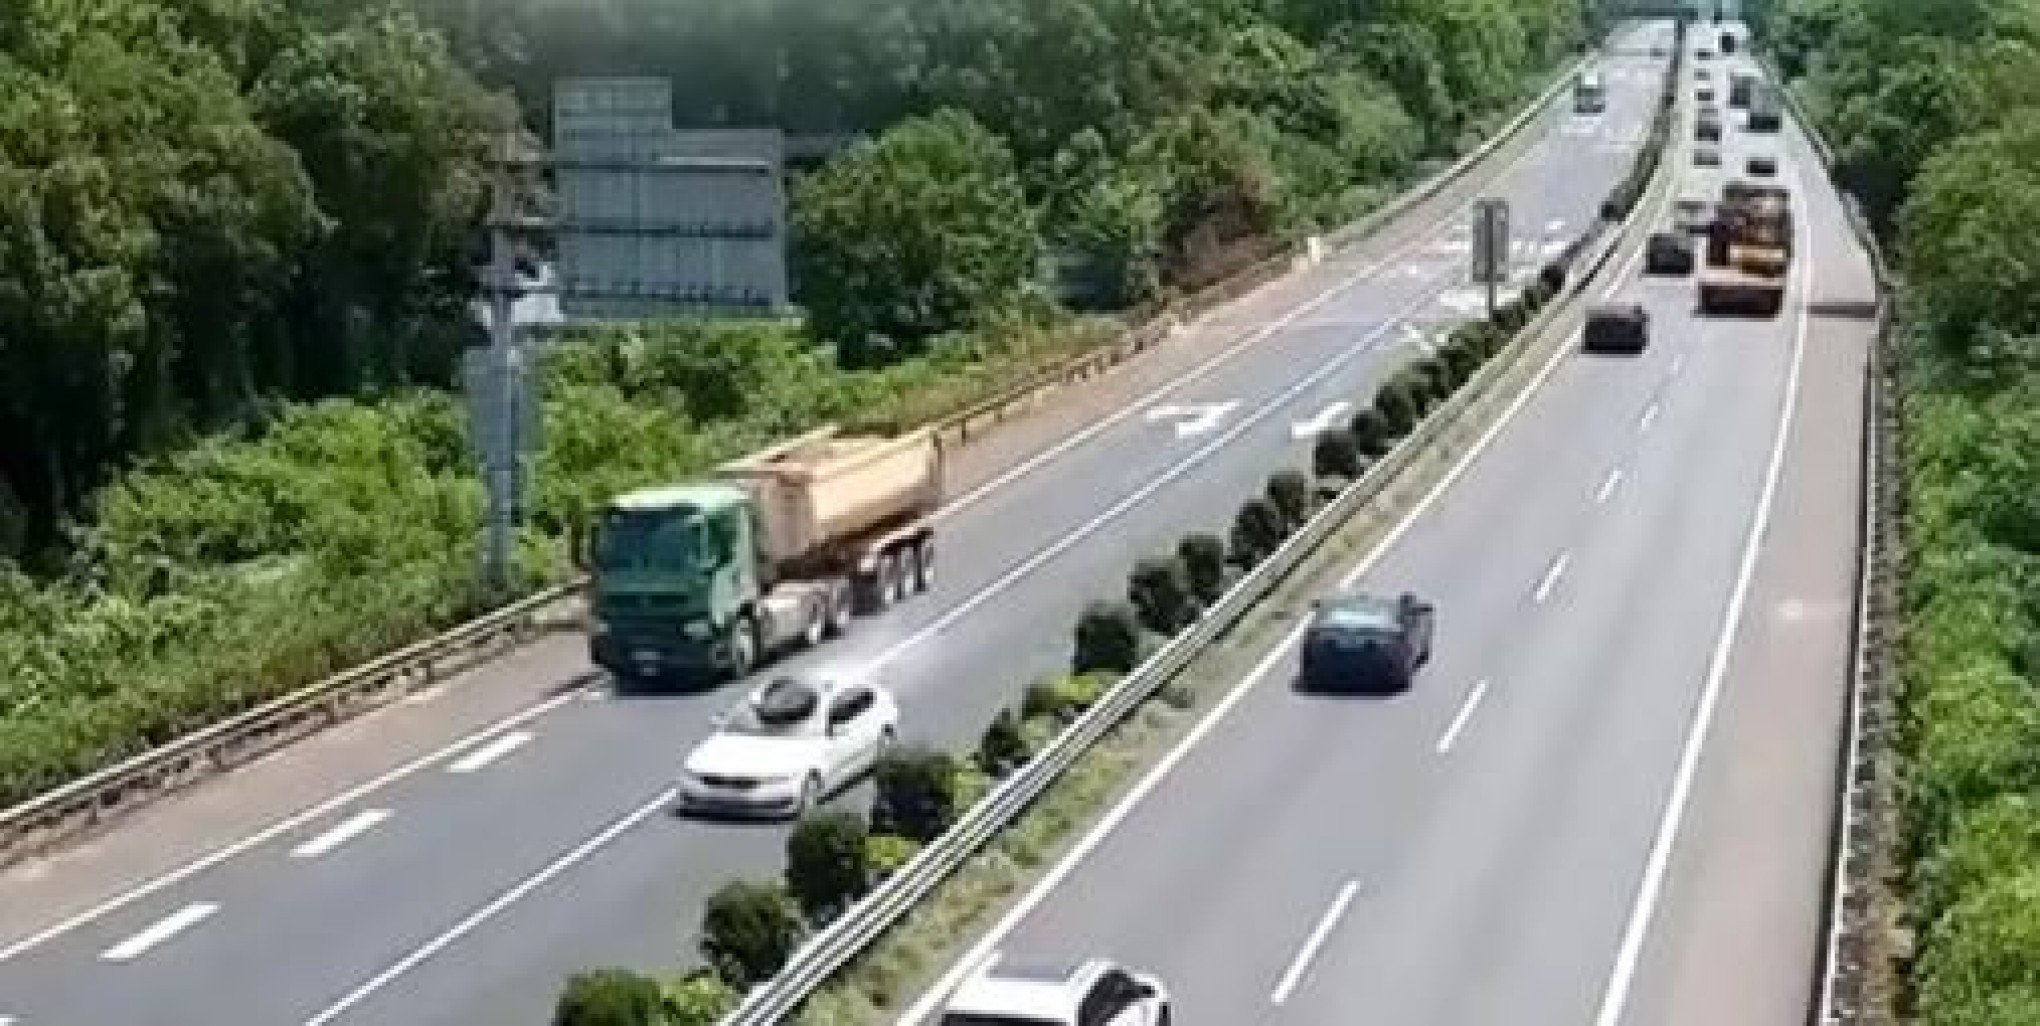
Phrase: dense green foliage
[
  {"left": 785, "top": 810, "right": 873, "bottom": 922},
  {"left": 1762, "top": 0, "right": 2040, "bottom": 1019},
  {"left": 698, "top": 879, "right": 806, "bottom": 987},
  {"left": 1, "top": 0, "right": 1594, "bottom": 808},
  {"left": 553, "top": 969, "right": 668, "bottom": 1026}
]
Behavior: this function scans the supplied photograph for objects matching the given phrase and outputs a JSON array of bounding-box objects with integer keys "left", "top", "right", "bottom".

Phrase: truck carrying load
[
  {"left": 588, "top": 425, "right": 944, "bottom": 684},
  {"left": 1699, "top": 180, "right": 1794, "bottom": 317}
]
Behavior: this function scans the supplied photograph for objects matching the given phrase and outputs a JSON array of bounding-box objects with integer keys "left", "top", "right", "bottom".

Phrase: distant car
[
  {"left": 1645, "top": 231, "right": 1696, "bottom": 275},
  {"left": 1695, "top": 67, "right": 1712, "bottom": 80},
  {"left": 1651, "top": 45, "right": 1669, "bottom": 57},
  {"left": 1695, "top": 118, "right": 1723, "bottom": 143},
  {"left": 1696, "top": 86, "right": 1715, "bottom": 103},
  {"left": 1673, "top": 196, "right": 1716, "bottom": 235},
  {"left": 940, "top": 958, "right": 1172, "bottom": 1026},
  {"left": 1300, "top": 589, "right": 1436, "bottom": 693},
  {"left": 1697, "top": 47, "right": 1716, "bottom": 60},
  {"left": 1746, "top": 154, "right": 1779, "bottom": 176},
  {"left": 678, "top": 675, "right": 899, "bottom": 818},
  {"left": 1693, "top": 145, "right": 1722, "bottom": 167},
  {"left": 1584, "top": 302, "right": 1651, "bottom": 354}
]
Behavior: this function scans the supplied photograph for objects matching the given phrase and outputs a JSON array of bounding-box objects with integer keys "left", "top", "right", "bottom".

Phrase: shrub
[
  {"left": 975, "top": 706, "right": 1032, "bottom": 776},
  {"left": 1373, "top": 377, "right": 1419, "bottom": 435},
  {"left": 1348, "top": 407, "right": 1393, "bottom": 456},
  {"left": 1539, "top": 259, "right": 1568, "bottom": 295},
  {"left": 699, "top": 880, "right": 806, "bottom": 987},
  {"left": 1494, "top": 298, "right": 1527, "bottom": 332},
  {"left": 862, "top": 832, "right": 920, "bottom": 883},
  {"left": 1442, "top": 337, "right": 1484, "bottom": 382},
  {"left": 1072, "top": 600, "right": 1141, "bottom": 673},
  {"left": 785, "top": 810, "right": 871, "bottom": 922},
  {"left": 1312, "top": 428, "right": 1362, "bottom": 480},
  {"left": 1128, "top": 554, "right": 1198, "bottom": 634},
  {"left": 553, "top": 968, "right": 667, "bottom": 1026},
  {"left": 1024, "top": 672, "right": 1106, "bottom": 722},
  {"left": 1177, "top": 532, "right": 1228, "bottom": 604},
  {"left": 871, "top": 745, "right": 964, "bottom": 842},
  {"left": 1230, "top": 496, "right": 1286, "bottom": 566},
  {"left": 663, "top": 968, "right": 740, "bottom": 1026},
  {"left": 1266, "top": 470, "right": 1313, "bottom": 530},
  {"left": 1415, "top": 355, "right": 1455, "bottom": 398},
  {"left": 1393, "top": 366, "right": 1439, "bottom": 413}
]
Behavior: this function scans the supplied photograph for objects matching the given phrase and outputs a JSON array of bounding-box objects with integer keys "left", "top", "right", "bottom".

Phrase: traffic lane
[
  {"left": 965, "top": 274, "right": 1718, "bottom": 1022},
  {"left": 1623, "top": 142, "right": 1876, "bottom": 1026},
  {"left": 1298, "top": 287, "right": 1799, "bottom": 1026}
]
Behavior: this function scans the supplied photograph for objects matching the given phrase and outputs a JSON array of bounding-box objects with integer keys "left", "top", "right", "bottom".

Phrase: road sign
[{"left": 1471, "top": 198, "right": 1510, "bottom": 286}]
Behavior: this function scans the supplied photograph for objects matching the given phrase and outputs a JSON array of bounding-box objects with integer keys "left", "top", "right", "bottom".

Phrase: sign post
[{"left": 1470, "top": 198, "right": 1511, "bottom": 321}]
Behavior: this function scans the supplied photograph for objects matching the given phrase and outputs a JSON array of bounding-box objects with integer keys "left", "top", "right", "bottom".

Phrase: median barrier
[
  {"left": 710, "top": 109, "right": 1681, "bottom": 1024},
  {"left": 0, "top": 40, "right": 1614, "bottom": 873}
]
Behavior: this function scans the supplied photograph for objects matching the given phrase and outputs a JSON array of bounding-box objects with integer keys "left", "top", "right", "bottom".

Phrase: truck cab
[{"left": 589, "top": 485, "right": 767, "bottom": 683}]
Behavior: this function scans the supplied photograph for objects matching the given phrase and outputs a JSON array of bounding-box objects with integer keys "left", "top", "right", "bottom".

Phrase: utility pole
[{"left": 471, "top": 130, "right": 529, "bottom": 594}]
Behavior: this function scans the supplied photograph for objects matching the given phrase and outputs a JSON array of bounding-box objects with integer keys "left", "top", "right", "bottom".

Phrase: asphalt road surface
[
  {"left": 901, "top": 36, "right": 1878, "bottom": 1026},
  {"left": 0, "top": 24, "right": 1679, "bottom": 1026}
]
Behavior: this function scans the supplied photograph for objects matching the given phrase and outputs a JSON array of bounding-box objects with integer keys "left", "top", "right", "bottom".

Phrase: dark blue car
[{"left": 1299, "top": 590, "right": 1437, "bottom": 693}]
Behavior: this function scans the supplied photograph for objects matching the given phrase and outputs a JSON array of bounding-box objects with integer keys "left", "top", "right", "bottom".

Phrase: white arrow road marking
[
  {"left": 101, "top": 903, "right": 219, "bottom": 963},
  {"left": 1144, "top": 401, "right": 1240, "bottom": 439},
  {"left": 1289, "top": 401, "right": 1354, "bottom": 440}
]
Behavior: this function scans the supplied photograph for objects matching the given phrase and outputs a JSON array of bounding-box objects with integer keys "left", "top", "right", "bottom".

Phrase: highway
[
  {"left": 0, "top": 24, "right": 1676, "bottom": 1026},
  {"left": 903, "top": 33, "right": 1878, "bottom": 1026}
]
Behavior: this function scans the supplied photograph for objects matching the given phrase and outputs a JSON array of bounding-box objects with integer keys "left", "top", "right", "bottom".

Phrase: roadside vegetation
[
  {"left": 0, "top": 0, "right": 1594, "bottom": 811},
  {"left": 1758, "top": 0, "right": 2040, "bottom": 1020}
]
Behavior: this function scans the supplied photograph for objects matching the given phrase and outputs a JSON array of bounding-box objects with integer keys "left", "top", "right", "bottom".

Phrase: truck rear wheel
[{"left": 910, "top": 538, "right": 934, "bottom": 593}]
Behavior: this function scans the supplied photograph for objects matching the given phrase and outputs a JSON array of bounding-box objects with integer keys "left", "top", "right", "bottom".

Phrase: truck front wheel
[{"left": 726, "top": 615, "right": 758, "bottom": 682}]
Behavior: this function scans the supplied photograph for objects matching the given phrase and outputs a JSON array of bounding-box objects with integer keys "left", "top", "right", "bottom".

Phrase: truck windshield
[{"left": 594, "top": 507, "right": 703, "bottom": 574}]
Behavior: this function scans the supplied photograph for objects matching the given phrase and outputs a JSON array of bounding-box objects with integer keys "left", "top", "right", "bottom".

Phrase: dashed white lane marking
[
  {"left": 290, "top": 810, "right": 392, "bottom": 859},
  {"left": 446, "top": 731, "right": 532, "bottom": 774},
  {"left": 1270, "top": 880, "right": 1362, "bottom": 1005},
  {"left": 300, "top": 788, "right": 675, "bottom": 1026},
  {"left": 1595, "top": 467, "right": 1626, "bottom": 504},
  {"left": 1638, "top": 401, "right": 1661, "bottom": 433},
  {"left": 1533, "top": 552, "right": 1573, "bottom": 604},
  {"left": 1436, "top": 679, "right": 1493, "bottom": 754},
  {"left": 1670, "top": 352, "right": 1687, "bottom": 376},
  {"left": 100, "top": 903, "right": 219, "bottom": 963}
]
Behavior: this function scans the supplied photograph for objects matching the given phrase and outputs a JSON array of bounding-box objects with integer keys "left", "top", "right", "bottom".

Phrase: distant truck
[
  {"left": 1574, "top": 69, "right": 1607, "bottom": 114},
  {"left": 1730, "top": 71, "right": 1758, "bottom": 109},
  {"left": 1699, "top": 180, "right": 1794, "bottom": 317},
  {"left": 588, "top": 426, "right": 943, "bottom": 683},
  {"left": 1747, "top": 81, "right": 1782, "bottom": 132}
]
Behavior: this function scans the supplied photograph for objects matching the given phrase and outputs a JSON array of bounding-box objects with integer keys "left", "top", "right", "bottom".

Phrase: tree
[
  {"left": 1313, "top": 428, "right": 1362, "bottom": 480},
  {"left": 553, "top": 968, "right": 666, "bottom": 1026},
  {"left": 663, "top": 968, "right": 740, "bottom": 1026},
  {"left": 1074, "top": 600, "right": 1142, "bottom": 673},
  {"left": 871, "top": 745, "right": 965, "bottom": 843},
  {"left": 785, "top": 810, "right": 871, "bottom": 923},
  {"left": 976, "top": 706, "right": 1032, "bottom": 776},
  {"left": 1177, "top": 532, "right": 1229, "bottom": 604},
  {"left": 1266, "top": 469, "right": 1313, "bottom": 530},
  {"left": 1348, "top": 407, "right": 1393, "bottom": 456},
  {"left": 1373, "top": 378, "right": 1419, "bottom": 436},
  {"left": 1230, "top": 496, "right": 1286, "bottom": 566},
  {"left": 699, "top": 880, "right": 806, "bottom": 987},
  {"left": 1901, "top": 112, "right": 2040, "bottom": 379},
  {"left": 1128, "top": 554, "right": 1198, "bottom": 634},
  {"left": 793, "top": 109, "right": 1044, "bottom": 366}
]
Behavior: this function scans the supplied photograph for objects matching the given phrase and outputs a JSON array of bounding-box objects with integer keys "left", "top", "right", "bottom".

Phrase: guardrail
[
  {"left": 0, "top": 41, "right": 1615, "bottom": 875},
  {"left": 716, "top": 131, "right": 1674, "bottom": 1024},
  {"left": 1768, "top": 55, "right": 1904, "bottom": 1026}
]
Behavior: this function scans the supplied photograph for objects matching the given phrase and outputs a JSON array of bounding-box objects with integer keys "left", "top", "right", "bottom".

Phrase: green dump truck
[{"left": 588, "top": 426, "right": 944, "bottom": 684}]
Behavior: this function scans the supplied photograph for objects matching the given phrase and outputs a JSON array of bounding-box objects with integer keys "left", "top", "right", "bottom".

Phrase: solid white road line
[
  {"left": 1270, "top": 880, "right": 1362, "bottom": 1005},
  {"left": 99, "top": 903, "right": 219, "bottom": 963},
  {"left": 289, "top": 810, "right": 393, "bottom": 860},
  {"left": 1590, "top": 177, "right": 1817, "bottom": 1026},
  {"left": 1595, "top": 467, "right": 1626, "bottom": 504},
  {"left": 1533, "top": 552, "right": 1573, "bottom": 604},
  {"left": 301, "top": 787, "right": 676, "bottom": 1026},
  {"left": 445, "top": 731, "right": 532, "bottom": 774},
  {"left": 0, "top": 690, "right": 579, "bottom": 964},
  {"left": 898, "top": 284, "right": 1588, "bottom": 1026},
  {"left": 1436, "top": 679, "right": 1493, "bottom": 754},
  {"left": 1637, "top": 401, "right": 1661, "bottom": 433}
]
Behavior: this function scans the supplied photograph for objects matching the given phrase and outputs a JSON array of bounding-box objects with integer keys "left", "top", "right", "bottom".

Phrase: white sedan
[{"left": 678, "top": 675, "right": 900, "bottom": 818}]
